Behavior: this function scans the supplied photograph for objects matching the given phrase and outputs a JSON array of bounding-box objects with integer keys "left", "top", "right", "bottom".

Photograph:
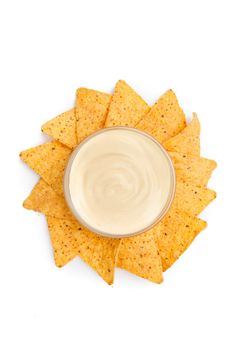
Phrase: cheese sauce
[{"left": 65, "top": 128, "right": 175, "bottom": 237}]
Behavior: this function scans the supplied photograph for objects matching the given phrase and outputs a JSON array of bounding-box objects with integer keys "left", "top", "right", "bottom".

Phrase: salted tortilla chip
[
  {"left": 41, "top": 108, "right": 77, "bottom": 149},
  {"left": 105, "top": 80, "right": 150, "bottom": 127},
  {"left": 117, "top": 230, "right": 163, "bottom": 283},
  {"left": 47, "top": 217, "right": 79, "bottom": 267},
  {"left": 171, "top": 181, "right": 216, "bottom": 216},
  {"left": 47, "top": 217, "right": 120, "bottom": 284},
  {"left": 136, "top": 89, "right": 186, "bottom": 143},
  {"left": 169, "top": 152, "right": 217, "bottom": 187},
  {"left": 76, "top": 88, "right": 111, "bottom": 143},
  {"left": 20, "top": 141, "right": 71, "bottom": 195},
  {"left": 164, "top": 113, "right": 200, "bottom": 156},
  {"left": 153, "top": 209, "right": 207, "bottom": 271},
  {"left": 23, "top": 179, "right": 75, "bottom": 221}
]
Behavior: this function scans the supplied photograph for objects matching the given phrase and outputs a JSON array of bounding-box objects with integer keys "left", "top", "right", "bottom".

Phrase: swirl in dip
[{"left": 64, "top": 128, "right": 175, "bottom": 237}]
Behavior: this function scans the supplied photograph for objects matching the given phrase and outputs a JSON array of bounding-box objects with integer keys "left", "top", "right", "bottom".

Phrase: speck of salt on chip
[
  {"left": 105, "top": 80, "right": 150, "bottom": 127},
  {"left": 23, "top": 179, "right": 75, "bottom": 221},
  {"left": 76, "top": 88, "right": 111, "bottom": 143},
  {"left": 41, "top": 108, "right": 77, "bottom": 149},
  {"left": 117, "top": 230, "right": 163, "bottom": 283},
  {"left": 47, "top": 217, "right": 120, "bottom": 285},
  {"left": 171, "top": 181, "right": 216, "bottom": 216},
  {"left": 136, "top": 89, "right": 186, "bottom": 143},
  {"left": 164, "top": 113, "right": 200, "bottom": 156},
  {"left": 20, "top": 140, "right": 72, "bottom": 195},
  {"left": 169, "top": 152, "right": 217, "bottom": 187},
  {"left": 153, "top": 209, "right": 207, "bottom": 271}
]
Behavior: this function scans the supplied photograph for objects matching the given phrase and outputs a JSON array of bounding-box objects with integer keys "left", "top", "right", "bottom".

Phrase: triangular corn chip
[
  {"left": 105, "top": 80, "right": 150, "bottom": 127},
  {"left": 117, "top": 230, "right": 163, "bottom": 283},
  {"left": 154, "top": 209, "right": 207, "bottom": 271},
  {"left": 23, "top": 179, "right": 75, "bottom": 221},
  {"left": 20, "top": 141, "right": 72, "bottom": 195},
  {"left": 47, "top": 217, "right": 120, "bottom": 284},
  {"left": 76, "top": 88, "right": 111, "bottom": 143},
  {"left": 171, "top": 181, "right": 216, "bottom": 216},
  {"left": 164, "top": 113, "right": 200, "bottom": 156},
  {"left": 41, "top": 108, "right": 77, "bottom": 149},
  {"left": 136, "top": 89, "right": 186, "bottom": 143},
  {"left": 47, "top": 217, "right": 79, "bottom": 267},
  {"left": 169, "top": 152, "right": 217, "bottom": 187}
]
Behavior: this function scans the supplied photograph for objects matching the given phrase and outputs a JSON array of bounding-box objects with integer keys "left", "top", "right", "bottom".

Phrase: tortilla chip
[
  {"left": 153, "top": 209, "right": 207, "bottom": 271},
  {"left": 164, "top": 113, "right": 200, "bottom": 156},
  {"left": 47, "top": 217, "right": 79, "bottom": 267},
  {"left": 117, "top": 230, "right": 163, "bottom": 283},
  {"left": 172, "top": 181, "right": 216, "bottom": 216},
  {"left": 169, "top": 152, "right": 217, "bottom": 187},
  {"left": 41, "top": 108, "right": 77, "bottom": 149},
  {"left": 76, "top": 88, "right": 111, "bottom": 143},
  {"left": 105, "top": 80, "right": 150, "bottom": 127},
  {"left": 20, "top": 141, "right": 71, "bottom": 195},
  {"left": 23, "top": 179, "right": 75, "bottom": 221},
  {"left": 47, "top": 217, "right": 120, "bottom": 284},
  {"left": 136, "top": 89, "right": 186, "bottom": 143}
]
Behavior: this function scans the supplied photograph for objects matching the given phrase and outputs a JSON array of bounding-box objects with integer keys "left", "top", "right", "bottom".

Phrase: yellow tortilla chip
[
  {"left": 154, "top": 209, "right": 207, "bottom": 271},
  {"left": 136, "top": 89, "right": 186, "bottom": 143},
  {"left": 169, "top": 152, "right": 217, "bottom": 187},
  {"left": 164, "top": 113, "right": 200, "bottom": 156},
  {"left": 41, "top": 108, "right": 77, "bottom": 149},
  {"left": 172, "top": 181, "right": 216, "bottom": 216},
  {"left": 105, "top": 80, "right": 150, "bottom": 127},
  {"left": 47, "top": 217, "right": 120, "bottom": 284},
  {"left": 47, "top": 217, "right": 79, "bottom": 267},
  {"left": 23, "top": 179, "right": 75, "bottom": 221},
  {"left": 76, "top": 88, "right": 111, "bottom": 143},
  {"left": 20, "top": 141, "right": 71, "bottom": 195},
  {"left": 117, "top": 230, "right": 163, "bottom": 283}
]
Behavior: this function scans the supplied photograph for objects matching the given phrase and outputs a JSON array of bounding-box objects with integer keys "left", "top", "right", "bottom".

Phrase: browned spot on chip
[
  {"left": 169, "top": 151, "right": 217, "bottom": 187},
  {"left": 20, "top": 141, "right": 72, "bottom": 195},
  {"left": 136, "top": 89, "right": 186, "bottom": 142},
  {"left": 76, "top": 88, "right": 111, "bottom": 143},
  {"left": 41, "top": 108, "right": 77, "bottom": 149},
  {"left": 117, "top": 230, "right": 163, "bottom": 283},
  {"left": 153, "top": 209, "right": 207, "bottom": 271},
  {"left": 171, "top": 181, "right": 216, "bottom": 216},
  {"left": 23, "top": 179, "right": 75, "bottom": 221},
  {"left": 47, "top": 217, "right": 120, "bottom": 285},
  {"left": 105, "top": 80, "right": 150, "bottom": 127},
  {"left": 164, "top": 113, "right": 200, "bottom": 156}
]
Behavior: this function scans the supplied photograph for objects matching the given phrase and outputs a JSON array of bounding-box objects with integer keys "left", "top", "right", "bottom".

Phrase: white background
[{"left": 0, "top": 1, "right": 233, "bottom": 349}]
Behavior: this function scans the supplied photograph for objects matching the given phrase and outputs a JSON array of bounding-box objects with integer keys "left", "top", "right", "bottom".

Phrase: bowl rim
[{"left": 64, "top": 126, "right": 176, "bottom": 238}]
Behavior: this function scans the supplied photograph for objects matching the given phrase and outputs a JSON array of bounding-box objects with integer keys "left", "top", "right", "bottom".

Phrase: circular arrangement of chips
[{"left": 20, "top": 80, "right": 217, "bottom": 284}]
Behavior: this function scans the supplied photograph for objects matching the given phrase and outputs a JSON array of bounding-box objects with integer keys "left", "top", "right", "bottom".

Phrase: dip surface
[{"left": 66, "top": 128, "right": 175, "bottom": 237}]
